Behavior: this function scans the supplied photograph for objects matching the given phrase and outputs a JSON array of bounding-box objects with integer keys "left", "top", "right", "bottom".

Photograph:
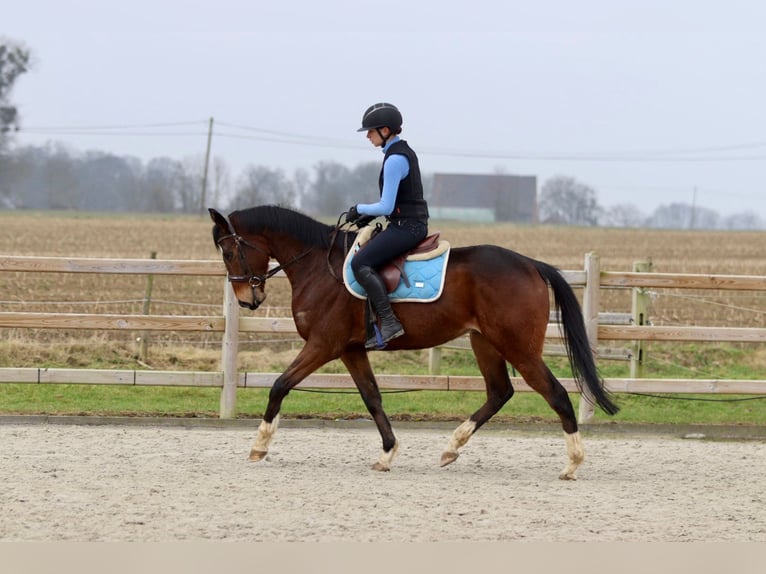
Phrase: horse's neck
[
  {"left": 269, "top": 236, "right": 301, "bottom": 263},
  {"left": 268, "top": 234, "right": 318, "bottom": 279},
  {"left": 268, "top": 231, "right": 342, "bottom": 288}
]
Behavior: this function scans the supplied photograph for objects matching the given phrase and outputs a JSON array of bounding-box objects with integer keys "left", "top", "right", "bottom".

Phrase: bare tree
[
  {"left": 0, "top": 38, "right": 31, "bottom": 196},
  {"left": 0, "top": 39, "right": 31, "bottom": 147},
  {"left": 141, "top": 158, "right": 185, "bottom": 212},
  {"left": 539, "top": 176, "right": 602, "bottom": 226},
  {"left": 175, "top": 156, "right": 205, "bottom": 213},
  {"left": 304, "top": 160, "right": 380, "bottom": 217},
  {"left": 209, "top": 156, "right": 231, "bottom": 209},
  {"left": 292, "top": 167, "right": 311, "bottom": 211},
  {"left": 723, "top": 211, "right": 764, "bottom": 230},
  {"left": 601, "top": 203, "right": 647, "bottom": 228},
  {"left": 303, "top": 161, "right": 352, "bottom": 216},
  {"left": 648, "top": 203, "right": 720, "bottom": 230},
  {"left": 229, "top": 165, "right": 297, "bottom": 209}
]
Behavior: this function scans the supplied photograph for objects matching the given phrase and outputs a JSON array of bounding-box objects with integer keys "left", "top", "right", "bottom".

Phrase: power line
[
  {"left": 214, "top": 120, "right": 766, "bottom": 162},
  {"left": 214, "top": 130, "right": 364, "bottom": 151},
  {"left": 16, "top": 119, "right": 766, "bottom": 163},
  {"left": 418, "top": 149, "right": 766, "bottom": 163},
  {"left": 20, "top": 120, "right": 209, "bottom": 131},
  {"left": 20, "top": 129, "right": 210, "bottom": 137},
  {"left": 216, "top": 120, "right": 354, "bottom": 145}
]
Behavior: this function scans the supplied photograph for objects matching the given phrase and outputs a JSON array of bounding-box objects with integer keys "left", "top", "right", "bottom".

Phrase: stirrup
[
  {"left": 365, "top": 325, "right": 385, "bottom": 350},
  {"left": 365, "top": 321, "right": 404, "bottom": 350}
]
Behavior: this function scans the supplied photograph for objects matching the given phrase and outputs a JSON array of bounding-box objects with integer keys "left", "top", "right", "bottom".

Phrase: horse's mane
[{"left": 230, "top": 205, "right": 348, "bottom": 249}]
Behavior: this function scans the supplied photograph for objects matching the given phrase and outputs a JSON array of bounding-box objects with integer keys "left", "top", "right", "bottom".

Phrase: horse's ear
[
  {"left": 208, "top": 208, "right": 226, "bottom": 226},
  {"left": 209, "top": 208, "right": 239, "bottom": 240}
]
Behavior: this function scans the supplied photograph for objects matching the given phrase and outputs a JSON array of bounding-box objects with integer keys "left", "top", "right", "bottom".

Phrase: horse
[{"left": 209, "top": 205, "right": 619, "bottom": 479}]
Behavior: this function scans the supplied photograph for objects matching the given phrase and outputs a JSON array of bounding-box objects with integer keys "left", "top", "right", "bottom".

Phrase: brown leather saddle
[{"left": 378, "top": 232, "right": 441, "bottom": 292}]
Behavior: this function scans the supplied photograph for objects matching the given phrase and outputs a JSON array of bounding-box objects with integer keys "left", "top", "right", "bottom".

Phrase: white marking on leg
[
  {"left": 372, "top": 439, "right": 399, "bottom": 471},
  {"left": 253, "top": 414, "right": 280, "bottom": 453},
  {"left": 448, "top": 419, "right": 477, "bottom": 452},
  {"left": 441, "top": 419, "right": 477, "bottom": 465},
  {"left": 560, "top": 430, "right": 584, "bottom": 480}
]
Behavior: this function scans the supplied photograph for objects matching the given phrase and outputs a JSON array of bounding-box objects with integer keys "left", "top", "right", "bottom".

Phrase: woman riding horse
[{"left": 347, "top": 103, "right": 429, "bottom": 349}]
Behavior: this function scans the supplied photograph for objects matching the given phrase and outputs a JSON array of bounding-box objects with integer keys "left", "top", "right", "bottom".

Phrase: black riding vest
[{"left": 379, "top": 140, "right": 429, "bottom": 222}]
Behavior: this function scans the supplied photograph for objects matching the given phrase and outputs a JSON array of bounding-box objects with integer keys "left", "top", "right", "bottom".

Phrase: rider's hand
[{"left": 345, "top": 205, "right": 360, "bottom": 223}]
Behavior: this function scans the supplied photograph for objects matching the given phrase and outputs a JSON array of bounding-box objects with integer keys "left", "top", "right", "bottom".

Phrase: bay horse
[{"left": 209, "top": 205, "right": 619, "bottom": 479}]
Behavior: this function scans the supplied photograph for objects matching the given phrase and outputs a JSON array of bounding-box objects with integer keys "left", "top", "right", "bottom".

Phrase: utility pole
[
  {"left": 200, "top": 116, "right": 214, "bottom": 215},
  {"left": 689, "top": 186, "right": 697, "bottom": 229}
]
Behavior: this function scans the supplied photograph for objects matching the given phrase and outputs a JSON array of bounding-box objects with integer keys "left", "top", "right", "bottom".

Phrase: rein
[
  {"left": 327, "top": 213, "right": 351, "bottom": 283},
  {"left": 327, "top": 212, "right": 367, "bottom": 283}
]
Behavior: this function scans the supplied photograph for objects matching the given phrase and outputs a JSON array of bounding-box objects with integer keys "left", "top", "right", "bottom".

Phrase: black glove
[
  {"left": 345, "top": 205, "right": 361, "bottom": 223},
  {"left": 355, "top": 215, "right": 375, "bottom": 227}
]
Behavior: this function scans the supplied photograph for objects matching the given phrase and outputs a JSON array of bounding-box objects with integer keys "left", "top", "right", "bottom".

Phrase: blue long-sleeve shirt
[{"left": 357, "top": 136, "right": 409, "bottom": 217}]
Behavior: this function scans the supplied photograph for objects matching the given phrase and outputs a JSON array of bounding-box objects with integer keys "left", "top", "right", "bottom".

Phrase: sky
[{"left": 5, "top": 0, "right": 766, "bottom": 219}]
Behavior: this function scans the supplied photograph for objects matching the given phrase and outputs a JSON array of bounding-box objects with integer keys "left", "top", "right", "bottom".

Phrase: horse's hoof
[
  {"left": 440, "top": 451, "right": 459, "bottom": 467},
  {"left": 558, "top": 471, "right": 577, "bottom": 481},
  {"left": 371, "top": 462, "right": 391, "bottom": 472},
  {"left": 249, "top": 449, "right": 268, "bottom": 462}
]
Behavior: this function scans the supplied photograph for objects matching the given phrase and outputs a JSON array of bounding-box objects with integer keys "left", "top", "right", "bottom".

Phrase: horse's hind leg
[
  {"left": 250, "top": 415, "right": 280, "bottom": 462},
  {"left": 441, "top": 332, "right": 514, "bottom": 467},
  {"left": 513, "top": 358, "right": 584, "bottom": 480}
]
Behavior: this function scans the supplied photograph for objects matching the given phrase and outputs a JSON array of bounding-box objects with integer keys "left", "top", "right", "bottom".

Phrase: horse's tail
[{"left": 532, "top": 259, "right": 620, "bottom": 416}]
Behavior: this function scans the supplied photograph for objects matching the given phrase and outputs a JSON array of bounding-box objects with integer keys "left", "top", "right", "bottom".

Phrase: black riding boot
[{"left": 355, "top": 266, "right": 404, "bottom": 349}]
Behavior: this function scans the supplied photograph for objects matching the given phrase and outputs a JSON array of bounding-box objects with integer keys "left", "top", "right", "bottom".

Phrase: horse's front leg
[
  {"left": 341, "top": 346, "right": 399, "bottom": 471},
  {"left": 250, "top": 342, "right": 337, "bottom": 462}
]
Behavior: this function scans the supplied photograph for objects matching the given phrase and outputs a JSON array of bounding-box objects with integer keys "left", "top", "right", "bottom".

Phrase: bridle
[
  {"left": 215, "top": 230, "right": 312, "bottom": 298},
  {"left": 215, "top": 212, "right": 355, "bottom": 304}
]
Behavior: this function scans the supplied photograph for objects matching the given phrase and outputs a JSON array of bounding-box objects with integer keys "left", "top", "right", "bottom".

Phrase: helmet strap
[{"left": 376, "top": 127, "right": 390, "bottom": 146}]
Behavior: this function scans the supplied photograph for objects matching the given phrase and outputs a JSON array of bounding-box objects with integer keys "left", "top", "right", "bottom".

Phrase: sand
[{"left": 1, "top": 420, "right": 765, "bottom": 542}]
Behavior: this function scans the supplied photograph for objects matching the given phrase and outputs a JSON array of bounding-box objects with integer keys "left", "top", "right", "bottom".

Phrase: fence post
[
  {"left": 138, "top": 251, "right": 157, "bottom": 363},
  {"left": 428, "top": 347, "right": 442, "bottom": 375},
  {"left": 630, "top": 259, "right": 652, "bottom": 378},
  {"left": 578, "top": 252, "right": 600, "bottom": 423},
  {"left": 219, "top": 280, "right": 240, "bottom": 419}
]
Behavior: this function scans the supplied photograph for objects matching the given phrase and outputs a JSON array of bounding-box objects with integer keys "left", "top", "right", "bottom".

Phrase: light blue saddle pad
[{"left": 342, "top": 233, "right": 450, "bottom": 303}]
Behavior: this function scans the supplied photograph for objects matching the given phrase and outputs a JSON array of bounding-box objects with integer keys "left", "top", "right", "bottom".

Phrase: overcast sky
[{"left": 6, "top": 0, "right": 766, "bottom": 218}]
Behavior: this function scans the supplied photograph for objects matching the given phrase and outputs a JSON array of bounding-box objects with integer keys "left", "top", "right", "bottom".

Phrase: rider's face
[{"left": 366, "top": 127, "right": 390, "bottom": 147}]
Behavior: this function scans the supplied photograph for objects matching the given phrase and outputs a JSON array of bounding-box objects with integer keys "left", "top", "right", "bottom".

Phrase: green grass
[
  {"left": 1, "top": 383, "right": 765, "bottom": 426},
  {"left": 1, "top": 342, "right": 764, "bottom": 426}
]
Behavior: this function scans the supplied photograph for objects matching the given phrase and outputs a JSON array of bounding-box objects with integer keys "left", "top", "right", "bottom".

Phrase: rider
[{"left": 346, "top": 102, "right": 430, "bottom": 349}]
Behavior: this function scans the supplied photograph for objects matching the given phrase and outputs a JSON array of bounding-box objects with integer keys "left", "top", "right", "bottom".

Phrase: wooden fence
[{"left": 1, "top": 253, "right": 765, "bottom": 423}]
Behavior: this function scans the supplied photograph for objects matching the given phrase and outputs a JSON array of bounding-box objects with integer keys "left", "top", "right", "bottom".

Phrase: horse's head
[{"left": 209, "top": 208, "right": 270, "bottom": 310}]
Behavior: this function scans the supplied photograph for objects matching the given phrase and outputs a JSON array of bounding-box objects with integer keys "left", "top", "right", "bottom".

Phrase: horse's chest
[{"left": 292, "top": 310, "right": 312, "bottom": 337}]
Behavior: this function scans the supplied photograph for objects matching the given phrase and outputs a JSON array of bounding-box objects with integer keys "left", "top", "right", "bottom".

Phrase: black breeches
[{"left": 350, "top": 219, "right": 427, "bottom": 275}]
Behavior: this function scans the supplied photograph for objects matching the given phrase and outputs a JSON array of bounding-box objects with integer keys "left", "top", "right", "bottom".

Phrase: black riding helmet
[{"left": 357, "top": 102, "right": 403, "bottom": 133}]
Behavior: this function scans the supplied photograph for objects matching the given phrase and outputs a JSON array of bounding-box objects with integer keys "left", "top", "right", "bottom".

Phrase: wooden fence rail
[{"left": 1, "top": 253, "right": 765, "bottom": 423}]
